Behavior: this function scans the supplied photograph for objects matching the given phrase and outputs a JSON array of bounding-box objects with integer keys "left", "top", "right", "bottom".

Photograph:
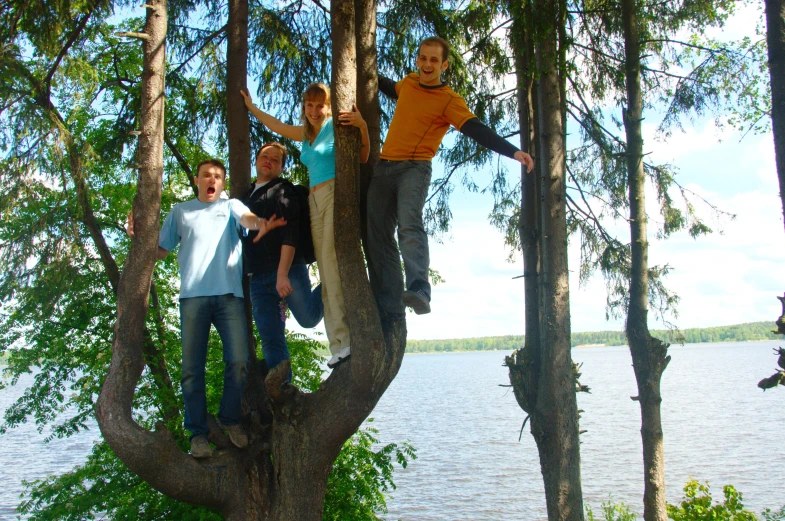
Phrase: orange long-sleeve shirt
[{"left": 380, "top": 73, "right": 477, "bottom": 161}]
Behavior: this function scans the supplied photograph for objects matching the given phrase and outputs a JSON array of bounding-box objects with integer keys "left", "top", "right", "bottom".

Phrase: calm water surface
[
  {"left": 1, "top": 341, "right": 784, "bottom": 520},
  {"left": 372, "top": 342, "right": 785, "bottom": 520}
]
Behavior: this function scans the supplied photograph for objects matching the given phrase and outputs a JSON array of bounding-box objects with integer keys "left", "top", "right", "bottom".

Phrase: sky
[{"left": 290, "top": 3, "right": 783, "bottom": 341}]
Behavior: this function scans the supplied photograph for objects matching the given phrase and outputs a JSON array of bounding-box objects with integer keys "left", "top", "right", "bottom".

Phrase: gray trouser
[{"left": 366, "top": 160, "right": 432, "bottom": 314}]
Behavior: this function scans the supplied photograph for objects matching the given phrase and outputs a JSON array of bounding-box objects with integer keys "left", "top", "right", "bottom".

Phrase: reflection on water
[{"left": 2, "top": 342, "right": 784, "bottom": 520}]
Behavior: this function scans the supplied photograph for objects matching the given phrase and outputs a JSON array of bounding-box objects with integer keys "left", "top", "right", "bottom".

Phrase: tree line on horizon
[{"left": 404, "top": 321, "right": 782, "bottom": 354}]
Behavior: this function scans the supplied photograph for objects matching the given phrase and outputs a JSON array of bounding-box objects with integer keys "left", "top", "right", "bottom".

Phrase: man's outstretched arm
[
  {"left": 240, "top": 213, "right": 286, "bottom": 243},
  {"left": 459, "top": 118, "right": 534, "bottom": 173}
]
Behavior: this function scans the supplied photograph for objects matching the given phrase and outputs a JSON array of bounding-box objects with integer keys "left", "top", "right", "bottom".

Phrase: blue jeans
[
  {"left": 180, "top": 294, "right": 249, "bottom": 439},
  {"left": 249, "top": 263, "right": 323, "bottom": 381},
  {"left": 367, "top": 160, "right": 432, "bottom": 314}
]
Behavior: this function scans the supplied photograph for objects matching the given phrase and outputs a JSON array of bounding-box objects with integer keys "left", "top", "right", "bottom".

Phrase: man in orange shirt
[{"left": 367, "top": 36, "right": 534, "bottom": 316}]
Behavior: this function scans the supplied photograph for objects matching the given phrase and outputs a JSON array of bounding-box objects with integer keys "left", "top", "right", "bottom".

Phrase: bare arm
[
  {"left": 239, "top": 212, "right": 287, "bottom": 242},
  {"left": 338, "top": 103, "right": 370, "bottom": 163},
  {"left": 240, "top": 89, "right": 303, "bottom": 142},
  {"left": 276, "top": 245, "right": 295, "bottom": 298}
]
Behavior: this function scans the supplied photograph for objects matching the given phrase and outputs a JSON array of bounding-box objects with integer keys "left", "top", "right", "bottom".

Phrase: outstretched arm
[
  {"left": 459, "top": 118, "right": 534, "bottom": 173},
  {"left": 240, "top": 89, "right": 304, "bottom": 142},
  {"left": 240, "top": 212, "right": 286, "bottom": 243},
  {"left": 338, "top": 103, "right": 370, "bottom": 163}
]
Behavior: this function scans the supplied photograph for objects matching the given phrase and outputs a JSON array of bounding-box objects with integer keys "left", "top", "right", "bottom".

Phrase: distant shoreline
[
  {"left": 400, "top": 321, "right": 781, "bottom": 355},
  {"left": 5, "top": 322, "right": 778, "bottom": 361}
]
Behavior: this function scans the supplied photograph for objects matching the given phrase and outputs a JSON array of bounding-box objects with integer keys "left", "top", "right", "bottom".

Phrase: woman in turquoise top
[{"left": 241, "top": 83, "right": 369, "bottom": 369}]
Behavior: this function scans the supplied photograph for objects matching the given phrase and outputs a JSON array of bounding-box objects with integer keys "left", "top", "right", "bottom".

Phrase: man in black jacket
[{"left": 242, "top": 142, "right": 323, "bottom": 381}]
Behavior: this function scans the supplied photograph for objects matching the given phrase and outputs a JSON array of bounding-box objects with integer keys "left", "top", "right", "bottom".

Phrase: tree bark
[
  {"left": 226, "top": 0, "right": 258, "bottom": 363},
  {"left": 533, "top": 0, "right": 584, "bottom": 518},
  {"left": 227, "top": 0, "right": 251, "bottom": 198},
  {"left": 765, "top": 0, "right": 785, "bottom": 237},
  {"left": 508, "top": 0, "right": 584, "bottom": 519},
  {"left": 96, "top": 0, "right": 409, "bottom": 518},
  {"left": 621, "top": 1, "right": 671, "bottom": 520},
  {"left": 355, "top": 0, "right": 379, "bottom": 248}
]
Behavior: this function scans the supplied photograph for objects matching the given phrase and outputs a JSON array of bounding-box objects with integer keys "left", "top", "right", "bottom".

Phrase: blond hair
[{"left": 301, "top": 83, "right": 331, "bottom": 143}]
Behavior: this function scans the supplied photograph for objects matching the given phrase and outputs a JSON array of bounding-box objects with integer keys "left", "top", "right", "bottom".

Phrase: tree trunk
[
  {"left": 534, "top": 35, "right": 584, "bottom": 521},
  {"left": 508, "top": 0, "right": 584, "bottom": 519},
  {"left": 765, "top": 0, "right": 785, "bottom": 236},
  {"left": 226, "top": 0, "right": 258, "bottom": 362},
  {"left": 97, "top": 1, "right": 409, "bottom": 518},
  {"left": 621, "top": 1, "right": 671, "bottom": 520},
  {"left": 227, "top": 0, "right": 251, "bottom": 198},
  {"left": 534, "top": 0, "right": 584, "bottom": 517},
  {"left": 355, "top": 0, "right": 380, "bottom": 248},
  {"left": 506, "top": 0, "right": 541, "bottom": 425}
]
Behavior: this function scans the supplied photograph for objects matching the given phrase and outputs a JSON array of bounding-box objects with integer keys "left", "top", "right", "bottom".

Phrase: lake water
[{"left": 2, "top": 341, "right": 784, "bottom": 520}]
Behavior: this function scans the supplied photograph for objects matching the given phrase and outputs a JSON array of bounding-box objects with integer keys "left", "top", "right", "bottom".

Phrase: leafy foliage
[
  {"left": 667, "top": 480, "right": 758, "bottom": 521},
  {"left": 324, "top": 420, "right": 416, "bottom": 521},
  {"left": 586, "top": 500, "right": 638, "bottom": 521}
]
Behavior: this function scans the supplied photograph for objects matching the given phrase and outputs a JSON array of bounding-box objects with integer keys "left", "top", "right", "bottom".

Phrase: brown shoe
[
  {"left": 190, "top": 435, "right": 212, "bottom": 459},
  {"left": 223, "top": 424, "right": 248, "bottom": 449},
  {"left": 403, "top": 289, "right": 431, "bottom": 315}
]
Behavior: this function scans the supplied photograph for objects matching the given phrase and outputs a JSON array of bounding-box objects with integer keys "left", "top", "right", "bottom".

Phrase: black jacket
[{"left": 241, "top": 177, "right": 307, "bottom": 273}]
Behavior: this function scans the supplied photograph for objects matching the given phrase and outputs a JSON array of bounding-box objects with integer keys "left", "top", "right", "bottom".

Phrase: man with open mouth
[{"left": 153, "top": 158, "right": 284, "bottom": 459}]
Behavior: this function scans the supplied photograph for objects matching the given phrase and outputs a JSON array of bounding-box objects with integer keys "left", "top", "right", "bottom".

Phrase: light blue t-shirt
[
  {"left": 301, "top": 117, "right": 335, "bottom": 187},
  {"left": 159, "top": 198, "right": 250, "bottom": 299}
]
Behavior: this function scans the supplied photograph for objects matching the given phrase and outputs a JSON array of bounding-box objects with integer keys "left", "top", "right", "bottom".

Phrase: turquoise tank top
[{"left": 300, "top": 117, "right": 336, "bottom": 188}]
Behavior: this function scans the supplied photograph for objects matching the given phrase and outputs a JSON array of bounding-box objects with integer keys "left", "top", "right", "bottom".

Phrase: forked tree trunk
[
  {"left": 507, "top": 0, "right": 584, "bottom": 519},
  {"left": 97, "top": 0, "right": 408, "bottom": 519},
  {"left": 765, "top": 0, "right": 785, "bottom": 236},
  {"left": 621, "top": 1, "right": 671, "bottom": 520}
]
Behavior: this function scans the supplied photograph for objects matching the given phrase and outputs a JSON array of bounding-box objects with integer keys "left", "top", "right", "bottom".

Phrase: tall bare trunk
[
  {"left": 765, "top": 0, "right": 785, "bottom": 236},
  {"left": 354, "top": 0, "right": 379, "bottom": 248},
  {"left": 507, "top": 0, "right": 584, "bottom": 519},
  {"left": 621, "top": 1, "right": 671, "bottom": 520},
  {"left": 227, "top": 0, "right": 250, "bottom": 198},
  {"left": 226, "top": 0, "right": 257, "bottom": 360}
]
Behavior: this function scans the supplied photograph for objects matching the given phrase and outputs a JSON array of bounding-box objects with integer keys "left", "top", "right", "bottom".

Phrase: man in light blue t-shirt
[{"left": 155, "top": 158, "right": 283, "bottom": 459}]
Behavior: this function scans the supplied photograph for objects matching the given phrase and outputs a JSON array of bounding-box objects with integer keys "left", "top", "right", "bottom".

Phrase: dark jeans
[
  {"left": 366, "top": 159, "right": 432, "bottom": 314},
  {"left": 249, "top": 263, "right": 323, "bottom": 381},
  {"left": 180, "top": 294, "right": 249, "bottom": 439}
]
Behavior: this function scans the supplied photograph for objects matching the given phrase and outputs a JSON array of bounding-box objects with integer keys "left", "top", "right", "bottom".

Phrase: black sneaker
[{"left": 402, "top": 289, "right": 431, "bottom": 315}]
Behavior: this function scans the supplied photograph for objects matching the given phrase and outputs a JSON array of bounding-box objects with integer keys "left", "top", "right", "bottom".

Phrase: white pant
[{"left": 309, "top": 182, "right": 350, "bottom": 353}]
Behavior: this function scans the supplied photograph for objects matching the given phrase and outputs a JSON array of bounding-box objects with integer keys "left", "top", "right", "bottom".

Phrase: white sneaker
[{"left": 327, "top": 346, "right": 351, "bottom": 368}]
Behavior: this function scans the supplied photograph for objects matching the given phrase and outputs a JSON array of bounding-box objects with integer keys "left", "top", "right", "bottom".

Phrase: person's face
[
  {"left": 416, "top": 43, "right": 449, "bottom": 86},
  {"left": 255, "top": 146, "right": 284, "bottom": 182},
  {"left": 304, "top": 96, "right": 330, "bottom": 127},
  {"left": 194, "top": 164, "right": 226, "bottom": 203}
]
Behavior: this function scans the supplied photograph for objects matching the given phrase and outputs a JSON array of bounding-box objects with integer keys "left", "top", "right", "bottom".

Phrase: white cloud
[{"left": 290, "top": 131, "right": 785, "bottom": 341}]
